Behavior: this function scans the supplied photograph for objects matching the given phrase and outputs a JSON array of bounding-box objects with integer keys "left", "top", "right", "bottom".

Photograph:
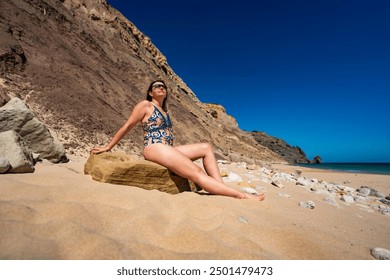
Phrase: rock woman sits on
[{"left": 91, "top": 80, "right": 265, "bottom": 201}]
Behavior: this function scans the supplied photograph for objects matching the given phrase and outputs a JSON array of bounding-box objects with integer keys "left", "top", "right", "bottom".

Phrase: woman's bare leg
[
  {"left": 175, "top": 143, "right": 223, "bottom": 182},
  {"left": 143, "top": 144, "right": 264, "bottom": 201}
]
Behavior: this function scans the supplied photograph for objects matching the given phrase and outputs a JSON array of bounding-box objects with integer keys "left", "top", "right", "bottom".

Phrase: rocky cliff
[
  {"left": 0, "top": 0, "right": 309, "bottom": 165},
  {"left": 251, "top": 131, "right": 310, "bottom": 164}
]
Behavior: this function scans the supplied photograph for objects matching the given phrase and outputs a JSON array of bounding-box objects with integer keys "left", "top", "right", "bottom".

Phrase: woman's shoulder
[{"left": 136, "top": 100, "right": 153, "bottom": 109}]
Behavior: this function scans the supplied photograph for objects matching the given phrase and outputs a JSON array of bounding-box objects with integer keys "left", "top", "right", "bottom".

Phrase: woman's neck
[{"left": 151, "top": 98, "right": 164, "bottom": 109}]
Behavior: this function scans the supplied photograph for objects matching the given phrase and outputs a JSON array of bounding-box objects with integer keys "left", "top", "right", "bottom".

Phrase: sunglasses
[{"left": 152, "top": 84, "right": 167, "bottom": 90}]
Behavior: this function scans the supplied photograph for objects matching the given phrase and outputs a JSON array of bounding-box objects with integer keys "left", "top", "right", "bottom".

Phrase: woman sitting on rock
[{"left": 91, "top": 80, "right": 265, "bottom": 201}]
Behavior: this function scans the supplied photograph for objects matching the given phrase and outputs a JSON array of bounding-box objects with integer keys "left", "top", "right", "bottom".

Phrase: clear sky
[{"left": 107, "top": 0, "right": 390, "bottom": 163}]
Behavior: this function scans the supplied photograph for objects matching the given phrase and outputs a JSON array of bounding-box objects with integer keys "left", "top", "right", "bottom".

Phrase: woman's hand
[{"left": 90, "top": 146, "right": 111, "bottom": 154}]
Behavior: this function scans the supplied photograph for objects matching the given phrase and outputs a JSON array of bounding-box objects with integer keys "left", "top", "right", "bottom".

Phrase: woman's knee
[
  {"left": 187, "top": 165, "right": 206, "bottom": 183},
  {"left": 201, "top": 142, "right": 213, "bottom": 154}
]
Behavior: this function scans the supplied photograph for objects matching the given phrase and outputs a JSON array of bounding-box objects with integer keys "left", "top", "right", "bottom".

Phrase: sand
[{"left": 0, "top": 156, "right": 389, "bottom": 260}]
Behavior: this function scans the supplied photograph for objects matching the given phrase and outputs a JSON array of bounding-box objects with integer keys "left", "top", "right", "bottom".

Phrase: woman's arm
[{"left": 91, "top": 100, "right": 149, "bottom": 154}]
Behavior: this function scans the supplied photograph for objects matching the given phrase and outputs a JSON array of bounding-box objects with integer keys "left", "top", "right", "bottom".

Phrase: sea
[{"left": 296, "top": 163, "right": 390, "bottom": 175}]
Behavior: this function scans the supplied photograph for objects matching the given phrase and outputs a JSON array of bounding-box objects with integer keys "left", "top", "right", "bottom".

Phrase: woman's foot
[{"left": 242, "top": 192, "right": 265, "bottom": 201}]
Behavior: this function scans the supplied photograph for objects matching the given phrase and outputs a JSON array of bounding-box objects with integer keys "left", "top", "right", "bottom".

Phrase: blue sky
[{"left": 107, "top": 0, "right": 390, "bottom": 162}]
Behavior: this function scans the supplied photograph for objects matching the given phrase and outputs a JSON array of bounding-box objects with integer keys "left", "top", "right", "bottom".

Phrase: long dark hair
[{"left": 146, "top": 80, "right": 168, "bottom": 112}]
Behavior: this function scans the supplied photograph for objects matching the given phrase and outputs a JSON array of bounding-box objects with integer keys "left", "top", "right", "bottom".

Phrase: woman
[{"left": 91, "top": 80, "right": 265, "bottom": 201}]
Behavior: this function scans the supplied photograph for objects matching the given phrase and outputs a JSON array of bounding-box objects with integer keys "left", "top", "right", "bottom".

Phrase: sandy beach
[{"left": 0, "top": 155, "right": 389, "bottom": 260}]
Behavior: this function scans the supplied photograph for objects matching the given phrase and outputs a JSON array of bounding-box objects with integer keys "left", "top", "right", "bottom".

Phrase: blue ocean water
[{"left": 297, "top": 163, "right": 390, "bottom": 175}]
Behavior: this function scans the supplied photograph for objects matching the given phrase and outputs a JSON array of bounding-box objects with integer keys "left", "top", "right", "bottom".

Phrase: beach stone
[
  {"left": 241, "top": 187, "right": 258, "bottom": 195},
  {"left": 278, "top": 193, "right": 291, "bottom": 198},
  {"left": 357, "top": 187, "right": 371, "bottom": 197},
  {"left": 0, "top": 130, "right": 35, "bottom": 173},
  {"left": 325, "top": 184, "right": 337, "bottom": 192},
  {"left": 223, "top": 172, "right": 242, "bottom": 183},
  {"left": 260, "top": 177, "right": 272, "bottom": 184},
  {"left": 273, "top": 172, "right": 295, "bottom": 182},
  {"left": 336, "top": 184, "right": 346, "bottom": 190},
  {"left": 379, "top": 199, "right": 390, "bottom": 206},
  {"left": 343, "top": 186, "right": 355, "bottom": 193},
  {"left": 341, "top": 195, "right": 354, "bottom": 203},
  {"left": 84, "top": 152, "right": 191, "bottom": 194},
  {"left": 323, "top": 196, "right": 338, "bottom": 207},
  {"left": 379, "top": 207, "right": 390, "bottom": 216},
  {"left": 296, "top": 177, "right": 310, "bottom": 187},
  {"left": 371, "top": 248, "right": 390, "bottom": 260},
  {"left": 246, "top": 164, "right": 257, "bottom": 170},
  {"left": 299, "top": 201, "right": 315, "bottom": 209},
  {"left": 372, "top": 190, "right": 385, "bottom": 198},
  {"left": 271, "top": 179, "right": 284, "bottom": 188},
  {"left": 0, "top": 157, "right": 10, "bottom": 173},
  {"left": 260, "top": 167, "right": 271, "bottom": 175},
  {"left": 238, "top": 216, "right": 249, "bottom": 224}
]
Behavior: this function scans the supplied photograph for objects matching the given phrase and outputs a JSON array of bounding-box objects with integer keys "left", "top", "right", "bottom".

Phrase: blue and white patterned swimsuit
[{"left": 142, "top": 103, "right": 175, "bottom": 147}]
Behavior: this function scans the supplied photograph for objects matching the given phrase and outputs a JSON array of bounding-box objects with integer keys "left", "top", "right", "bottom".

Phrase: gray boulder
[
  {"left": 0, "top": 97, "right": 67, "bottom": 163},
  {"left": 0, "top": 130, "right": 34, "bottom": 173}
]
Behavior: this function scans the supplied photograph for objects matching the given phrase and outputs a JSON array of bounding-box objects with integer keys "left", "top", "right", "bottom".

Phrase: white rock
[
  {"left": 223, "top": 172, "right": 242, "bottom": 183},
  {"left": 323, "top": 196, "right": 338, "bottom": 207},
  {"left": 271, "top": 179, "right": 284, "bottom": 188},
  {"left": 371, "top": 248, "right": 390, "bottom": 260},
  {"left": 299, "top": 201, "right": 315, "bottom": 209},
  {"left": 241, "top": 187, "right": 258, "bottom": 195},
  {"left": 341, "top": 195, "right": 355, "bottom": 203}
]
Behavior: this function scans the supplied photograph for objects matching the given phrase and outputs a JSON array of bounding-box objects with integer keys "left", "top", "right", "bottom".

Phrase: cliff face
[
  {"left": 0, "top": 0, "right": 290, "bottom": 164},
  {"left": 251, "top": 131, "right": 310, "bottom": 164}
]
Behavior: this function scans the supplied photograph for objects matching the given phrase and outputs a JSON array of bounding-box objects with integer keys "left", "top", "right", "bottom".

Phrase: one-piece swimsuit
[{"left": 142, "top": 103, "right": 174, "bottom": 147}]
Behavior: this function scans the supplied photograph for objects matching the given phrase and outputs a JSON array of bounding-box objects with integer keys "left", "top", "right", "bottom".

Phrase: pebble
[
  {"left": 223, "top": 172, "right": 242, "bottom": 183},
  {"left": 323, "top": 196, "right": 338, "bottom": 207},
  {"left": 238, "top": 216, "right": 249, "bottom": 224},
  {"left": 299, "top": 201, "right": 315, "bottom": 209},
  {"left": 357, "top": 187, "right": 371, "bottom": 197},
  {"left": 241, "top": 187, "right": 258, "bottom": 195},
  {"left": 341, "top": 195, "right": 355, "bottom": 203},
  {"left": 271, "top": 179, "right": 284, "bottom": 188},
  {"left": 379, "top": 199, "right": 390, "bottom": 206},
  {"left": 379, "top": 207, "right": 390, "bottom": 216}
]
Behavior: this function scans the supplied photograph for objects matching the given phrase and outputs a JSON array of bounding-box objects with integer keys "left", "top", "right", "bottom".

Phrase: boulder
[
  {"left": 84, "top": 152, "right": 192, "bottom": 194},
  {"left": 0, "top": 130, "right": 34, "bottom": 173},
  {"left": 0, "top": 97, "right": 68, "bottom": 163}
]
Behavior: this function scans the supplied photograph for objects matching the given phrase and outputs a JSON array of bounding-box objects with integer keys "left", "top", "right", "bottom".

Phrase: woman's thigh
[{"left": 143, "top": 144, "right": 204, "bottom": 179}]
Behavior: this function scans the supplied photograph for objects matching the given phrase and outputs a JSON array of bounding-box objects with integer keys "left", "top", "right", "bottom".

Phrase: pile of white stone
[{"left": 220, "top": 160, "right": 390, "bottom": 216}]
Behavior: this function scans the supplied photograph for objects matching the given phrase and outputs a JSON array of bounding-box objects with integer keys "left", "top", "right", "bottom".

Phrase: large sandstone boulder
[
  {"left": 0, "top": 97, "right": 67, "bottom": 163},
  {"left": 0, "top": 130, "right": 34, "bottom": 173},
  {"left": 84, "top": 152, "right": 192, "bottom": 194}
]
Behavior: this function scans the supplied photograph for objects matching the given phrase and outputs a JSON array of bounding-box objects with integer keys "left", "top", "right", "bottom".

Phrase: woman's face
[{"left": 150, "top": 82, "right": 167, "bottom": 98}]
